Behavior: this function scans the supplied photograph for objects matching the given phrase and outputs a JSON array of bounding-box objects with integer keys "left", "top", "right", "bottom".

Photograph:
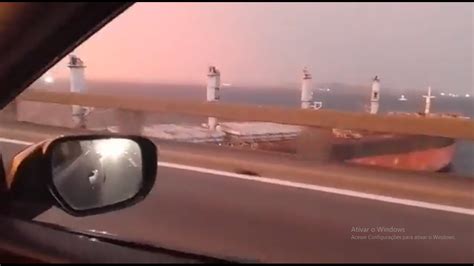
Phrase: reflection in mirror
[{"left": 51, "top": 138, "right": 143, "bottom": 211}]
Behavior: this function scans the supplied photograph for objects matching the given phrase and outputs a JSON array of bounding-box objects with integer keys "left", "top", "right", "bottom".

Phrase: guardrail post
[
  {"left": 0, "top": 100, "right": 18, "bottom": 122},
  {"left": 114, "top": 108, "right": 145, "bottom": 135},
  {"left": 296, "top": 127, "right": 334, "bottom": 162}
]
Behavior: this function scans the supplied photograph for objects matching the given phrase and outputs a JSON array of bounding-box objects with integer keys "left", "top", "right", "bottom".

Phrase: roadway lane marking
[
  {"left": 1, "top": 138, "right": 473, "bottom": 216},
  {"left": 0, "top": 137, "right": 35, "bottom": 146},
  {"left": 158, "top": 162, "right": 474, "bottom": 216}
]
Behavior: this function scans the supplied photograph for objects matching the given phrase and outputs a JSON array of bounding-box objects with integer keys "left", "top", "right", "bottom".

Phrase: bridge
[
  {"left": 0, "top": 88, "right": 472, "bottom": 263},
  {"left": 0, "top": 3, "right": 472, "bottom": 262}
]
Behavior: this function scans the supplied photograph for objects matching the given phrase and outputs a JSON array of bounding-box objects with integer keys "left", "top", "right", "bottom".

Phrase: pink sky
[{"left": 48, "top": 3, "right": 472, "bottom": 92}]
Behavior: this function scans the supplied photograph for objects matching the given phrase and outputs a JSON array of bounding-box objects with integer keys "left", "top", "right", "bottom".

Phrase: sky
[{"left": 48, "top": 2, "right": 473, "bottom": 93}]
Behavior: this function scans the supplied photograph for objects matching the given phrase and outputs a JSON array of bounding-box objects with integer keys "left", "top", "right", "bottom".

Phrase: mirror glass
[{"left": 51, "top": 138, "right": 143, "bottom": 211}]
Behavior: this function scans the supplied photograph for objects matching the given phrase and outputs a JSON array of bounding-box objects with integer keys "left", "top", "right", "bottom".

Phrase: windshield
[{"left": 0, "top": 3, "right": 473, "bottom": 263}]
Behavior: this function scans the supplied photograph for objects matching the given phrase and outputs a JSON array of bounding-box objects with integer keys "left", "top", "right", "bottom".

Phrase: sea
[{"left": 19, "top": 79, "right": 474, "bottom": 177}]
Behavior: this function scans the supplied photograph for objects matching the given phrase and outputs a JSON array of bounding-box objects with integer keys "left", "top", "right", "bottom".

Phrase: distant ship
[
  {"left": 221, "top": 79, "right": 465, "bottom": 173},
  {"left": 330, "top": 85, "right": 463, "bottom": 172},
  {"left": 119, "top": 66, "right": 463, "bottom": 173},
  {"left": 398, "top": 94, "right": 407, "bottom": 101}
]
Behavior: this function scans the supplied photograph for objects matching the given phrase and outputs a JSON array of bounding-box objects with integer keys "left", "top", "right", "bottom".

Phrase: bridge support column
[
  {"left": 296, "top": 127, "right": 334, "bottom": 162},
  {"left": 206, "top": 66, "right": 220, "bottom": 130},
  {"left": 68, "top": 54, "right": 88, "bottom": 129},
  {"left": 0, "top": 100, "right": 18, "bottom": 122},
  {"left": 114, "top": 109, "right": 146, "bottom": 135}
]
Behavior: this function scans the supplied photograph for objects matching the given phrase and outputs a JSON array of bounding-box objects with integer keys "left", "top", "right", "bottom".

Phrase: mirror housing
[{"left": 4, "top": 135, "right": 157, "bottom": 217}]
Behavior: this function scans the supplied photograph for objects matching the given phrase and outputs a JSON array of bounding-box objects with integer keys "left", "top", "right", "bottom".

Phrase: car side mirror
[{"left": 4, "top": 135, "right": 157, "bottom": 217}]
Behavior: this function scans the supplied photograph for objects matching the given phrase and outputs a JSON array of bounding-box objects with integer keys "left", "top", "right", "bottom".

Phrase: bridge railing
[
  {"left": 3, "top": 89, "right": 473, "bottom": 207},
  {"left": 16, "top": 90, "right": 474, "bottom": 140}
]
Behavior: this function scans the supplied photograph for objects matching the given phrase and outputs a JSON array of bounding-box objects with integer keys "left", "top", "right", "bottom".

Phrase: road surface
[{"left": 0, "top": 138, "right": 473, "bottom": 263}]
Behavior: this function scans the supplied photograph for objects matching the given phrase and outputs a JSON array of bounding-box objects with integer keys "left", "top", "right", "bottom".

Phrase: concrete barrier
[
  {"left": 0, "top": 121, "right": 472, "bottom": 209},
  {"left": 18, "top": 90, "right": 474, "bottom": 140}
]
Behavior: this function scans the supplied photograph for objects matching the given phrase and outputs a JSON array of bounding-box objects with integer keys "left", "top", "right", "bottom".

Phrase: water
[{"left": 25, "top": 80, "right": 474, "bottom": 176}]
